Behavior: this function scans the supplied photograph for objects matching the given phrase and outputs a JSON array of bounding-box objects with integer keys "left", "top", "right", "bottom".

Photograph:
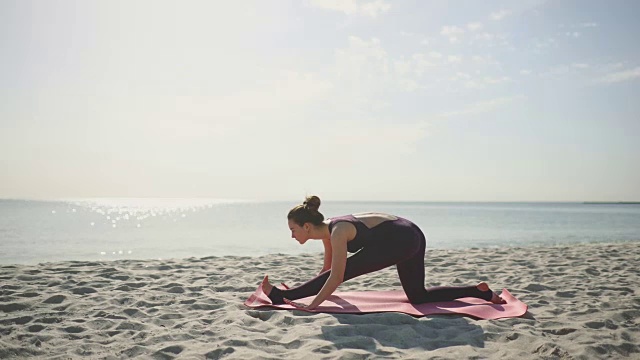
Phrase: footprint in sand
[
  {"left": 16, "top": 292, "right": 40, "bottom": 298},
  {"left": 585, "top": 267, "right": 600, "bottom": 276},
  {"left": 166, "top": 286, "right": 185, "bottom": 294},
  {"left": 43, "top": 295, "right": 67, "bottom": 304},
  {"left": 123, "top": 308, "right": 147, "bottom": 318},
  {"left": 157, "top": 345, "right": 184, "bottom": 355},
  {"left": 37, "top": 317, "right": 63, "bottom": 324},
  {"left": 102, "top": 330, "right": 120, "bottom": 339},
  {"left": 0, "top": 302, "right": 30, "bottom": 312},
  {"left": 115, "top": 321, "right": 147, "bottom": 331},
  {"left": 188, "top": 302, "right": 225, "bottom": 311},
  {"left": 585, "top": 320, "right": 619, "bottom": 330},
  {"left": 205, "top": 348, "right": 235, "bottom": 359},
  {"left": 86, "top": 319, "right": 117, "bottom": 330},
  {"left": 28, "top": 324, "right": 45, "bottom": 332},
  {"left": 63, "top": 326, "right": 86, "bottom": 334},
  {"left": 71, "top": 287, "right": 97, "bottom": 295},
  {"left": 159, "top": 313, "right": 183, "bottom": 320},
  {"left": 524, "top": 283, "right": 551, "bottom": 291},
  {"left": 2, "top": 316, "right": 33, "bottom": 325},
  {"left": 124, "top": 282, "right": 147, "bottom": 289},
  {"left": 110, "top": 275, "right": 130, "bottom": 281},
  {"left": 555, "top": 291, "right": 575, "bottom": 298},
  {"left": 543, "top": 328, "right": 577, "bottom": 336}
]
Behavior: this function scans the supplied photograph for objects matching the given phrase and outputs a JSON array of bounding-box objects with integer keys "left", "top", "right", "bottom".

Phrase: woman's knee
[{"left": 405, "top": 289, "right": 428, "bottom": 304}]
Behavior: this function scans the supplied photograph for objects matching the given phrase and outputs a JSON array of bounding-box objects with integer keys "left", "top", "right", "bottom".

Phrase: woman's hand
[{"left": 283, "top": 298, "right": 318, "bottom": 311}]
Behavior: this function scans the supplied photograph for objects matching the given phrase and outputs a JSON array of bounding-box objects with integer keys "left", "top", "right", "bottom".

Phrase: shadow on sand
[{"left": 319, "top": 312, "right": 485, "bottom": 353}]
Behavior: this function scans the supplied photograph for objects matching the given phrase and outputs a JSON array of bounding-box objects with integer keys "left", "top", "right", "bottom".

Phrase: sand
[{"left": 1, "top": 242, "right": 639, "bottom": 359}]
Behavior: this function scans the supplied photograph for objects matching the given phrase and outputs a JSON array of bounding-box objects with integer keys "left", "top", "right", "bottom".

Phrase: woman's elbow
[{"left": 329, "top": 273, "right": 344, "bottom": 284}]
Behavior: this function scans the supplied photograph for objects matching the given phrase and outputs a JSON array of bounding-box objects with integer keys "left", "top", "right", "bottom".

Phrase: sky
[{"left": 1, "top": 0, "right": 639, "bottom": 202}]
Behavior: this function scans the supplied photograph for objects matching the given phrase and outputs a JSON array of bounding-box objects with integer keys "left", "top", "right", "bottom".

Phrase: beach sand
[{"left": 1, "top": 242, "right": 638, "bottom": 359}]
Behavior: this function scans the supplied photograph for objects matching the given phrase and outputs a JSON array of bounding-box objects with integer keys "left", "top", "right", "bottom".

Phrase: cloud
[
  {"left": 308, "top": 0, "right": 390, "bottom": 18},
  {"left": 539, "top": 64, "right": 581, "bottom": 78},
  {"left": 441, "top": 26, "right": 465, "bottom": 36},
  {"left": 490, "top": 9, "right": 511, "bottom": 21},
  {"left": 309, "top": 0, "right": 358, "bottom": 14},
  {"left": 474, "top": 32, "right": 495, "bottom": 42},
  {"left": 394, "top": 53, "right": 440, "bottom": 82},
  {"left": 446, "top": 72, "right": 513, "bottom": 91},
  {"left": 561, "top": 22, "right": 599, "bottom": 29},
  {"left": 520, "top": 69, "right": 532, "bottom": 75},
  {"left": 470, "top": 32, "right": 511, "bottom": 48},
  {"left": 335, "top": 36, "right": 389, "bottom": 80},
  {"left": 483, "top": 76, "right": 511, "bottom": 84},
  {"left": 447, "top": 55, "right": 462, "bottom": 64},
  {"left": 333, "top": 35, "right": 514, "bottom": 96},
  {"left": 359, "top": 0, "right": 391, "bottom": 18},
  {"left": 597, "top": 66, "right": 640, "bottom": 84},
  {"left": 410, "top": 54, "right": 438, "bottom": 75},
  {"left": 531, "top": 37, "right": 557, "bottom": 54},
  {"left": 450, "top": 72, "right": 479, "bottom": 89},
  {"left": 565, "top": 31, "right": 581, "bottom": 38},
  {"left": 333, "top": 36, "right": 442, "bottom": 95},
  {"left": 440, "top": 96, "right": 525, "bottom": 118},
  {"left": 602, "top": 62, "right": 625, "bottom": 71},
  {"left": 441, "top": 25, "right": 465, "bottom": 43},
  {"left": 394, "top": 59, "right": 412, "bottom": 76},
  {"left": 471, "top": 55, "right": 499, "bottom": 66},
  {"left": 467, "top": 22, "right": 484, "bottom": 32}
]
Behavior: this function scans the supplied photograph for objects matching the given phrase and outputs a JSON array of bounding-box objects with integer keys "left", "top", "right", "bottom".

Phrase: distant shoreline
[
  {"left": 2, "top": 198, "right": 640, "bottom": 205},
  {"left": 583, "top": 202, "right": 640, "bottom": 205}
]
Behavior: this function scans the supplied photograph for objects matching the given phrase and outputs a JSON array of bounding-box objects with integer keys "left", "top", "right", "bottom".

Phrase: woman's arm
[
  {"left": 306, "top": 224, "right": 350, "bottom": 309},
  {"left": 320, "top": 238, "right": 333, "bottom": 273}
]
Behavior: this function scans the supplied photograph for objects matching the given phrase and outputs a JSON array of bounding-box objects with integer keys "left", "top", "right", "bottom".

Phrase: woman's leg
[
  {"left": 395, "top": 231, "right": 499, "bottom": 303},
  {"left": 267, "top": 240, "right": 416, "bottom": 304},
  {"left": 421, "top": 284, "right": 494, "bottom": 303},
  {"left": 395, "top": 233, "right": 429, "bottom": 303}
]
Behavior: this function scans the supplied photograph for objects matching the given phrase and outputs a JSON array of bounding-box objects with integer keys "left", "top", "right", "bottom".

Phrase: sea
[{"left": 1, "top": 199, "right": 639, "bottom": 265}]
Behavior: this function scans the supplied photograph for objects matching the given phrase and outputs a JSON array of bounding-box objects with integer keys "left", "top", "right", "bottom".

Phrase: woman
[{"left": 263, "top": 196, "right": 505, "bottom": 310}]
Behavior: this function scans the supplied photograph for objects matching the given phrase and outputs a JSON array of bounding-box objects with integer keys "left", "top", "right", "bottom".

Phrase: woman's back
[{"left": 331, "top": 212, "right": 398, "bottom": 229}]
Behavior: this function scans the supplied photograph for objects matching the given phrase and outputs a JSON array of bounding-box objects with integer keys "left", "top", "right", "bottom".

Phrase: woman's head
[{"left": 287, "top": 196, "right": 325, "bottom": 243}]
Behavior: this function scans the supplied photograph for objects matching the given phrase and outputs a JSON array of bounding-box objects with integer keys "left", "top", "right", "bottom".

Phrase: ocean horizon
[{"left": 1, "top": 198, "right": 639, "bottom": 265}]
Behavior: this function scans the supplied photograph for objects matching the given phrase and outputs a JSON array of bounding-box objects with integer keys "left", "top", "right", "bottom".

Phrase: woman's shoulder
[
  {"left": 327, "top": 214, "right": 355, "bottom": 222},
  {"left": 326, "top": 214, "right": 355, "bottom": 228},
  {"left": 327, "top": 216, "right": 358, "bottom": 241}
]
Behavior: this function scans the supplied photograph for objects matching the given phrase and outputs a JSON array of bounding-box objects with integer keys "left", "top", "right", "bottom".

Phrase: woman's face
[{"left": 288, "top": 219, "right": 309, "bottom": 244}]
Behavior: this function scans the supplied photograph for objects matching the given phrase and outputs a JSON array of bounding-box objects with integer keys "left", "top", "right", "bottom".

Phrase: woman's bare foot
[
  {"left": 262, "top": 275, "right": 274, "bottom": 296},
  {"left": 262, "top": 276, "right": 286, "bottom": 304},
  {"left": 477, "top": 282, "right": 506, "bottom": 304}
]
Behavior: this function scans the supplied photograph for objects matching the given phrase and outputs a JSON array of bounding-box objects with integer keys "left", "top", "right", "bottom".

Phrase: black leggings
[{"left": 267, "top": 220, "right": 493, "bottom": 304}]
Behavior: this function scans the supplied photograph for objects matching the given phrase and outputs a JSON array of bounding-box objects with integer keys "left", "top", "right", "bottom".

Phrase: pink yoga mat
[{"left": 244, "top": 276, "right": 528, "bottom": 320}]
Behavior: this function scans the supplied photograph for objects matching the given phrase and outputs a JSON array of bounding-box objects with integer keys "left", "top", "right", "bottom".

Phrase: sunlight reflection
[{"left": 62, "top": 198, "right": 250, "bottom": 231}]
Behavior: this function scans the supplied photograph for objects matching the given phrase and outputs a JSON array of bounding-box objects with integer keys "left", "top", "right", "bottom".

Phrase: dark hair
[{"left": 288, "top": 195, "right": 324, "bottom": 226}]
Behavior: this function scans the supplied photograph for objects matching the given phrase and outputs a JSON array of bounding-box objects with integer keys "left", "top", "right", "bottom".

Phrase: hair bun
[{"left": 303, "top": 195, "right": 321, "bottom": 212}]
